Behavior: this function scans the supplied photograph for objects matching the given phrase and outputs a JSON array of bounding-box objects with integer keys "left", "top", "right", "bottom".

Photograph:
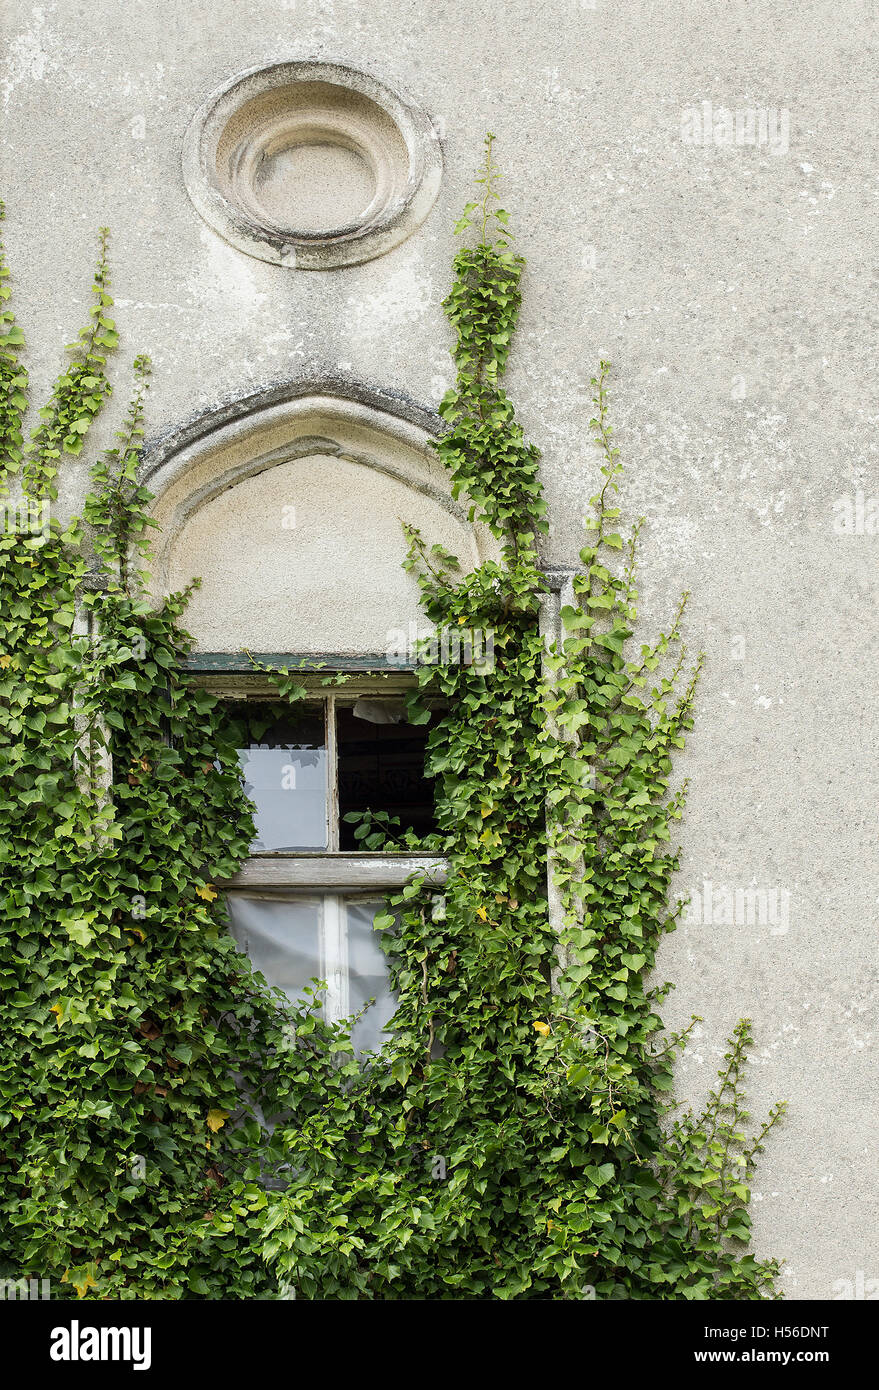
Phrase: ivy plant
[{"left": 0, "top": 148, "right": 784, "bottom": 1300}]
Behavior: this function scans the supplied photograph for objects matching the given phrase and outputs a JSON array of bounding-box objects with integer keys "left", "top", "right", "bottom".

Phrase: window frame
[
  {"left": 224, "top": 887, "right": 400, "bottom": 1047},
  {"left": 186, "top": 660, "right": 448, "bottom": 893},
  {"left": 189, "top": 658, "right": 446, "bottom": 1049}
]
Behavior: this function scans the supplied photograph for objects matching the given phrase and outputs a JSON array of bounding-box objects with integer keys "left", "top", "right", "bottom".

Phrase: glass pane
[
  {"left": 229, "top": 703, "right": 327, "bottom": 851},
  {"left": 336, "top": 704, "right": 438, "bottom": 849},
  {"left": 345, "top": 900, "right": 397, "bottom": 1055},
  {"left": 226, "top": 894, "right": 322, "bottom": 1009}
]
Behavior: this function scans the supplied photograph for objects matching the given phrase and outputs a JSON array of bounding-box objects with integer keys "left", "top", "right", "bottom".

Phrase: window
[
  {"left": 336, "top": 703, "right": 439, "bottom": 849},
  {"left": 224, "top": 694, "right": 441, "bottom": 853},
  {"left": 232, "top": 704, "right": 328, "bottom": 850},
  {"left": 225, "top": 892, "right": 397, "bottom": 1055},
  {"left": 207, "top": 676, "right": 447, "bottom": 1055}
]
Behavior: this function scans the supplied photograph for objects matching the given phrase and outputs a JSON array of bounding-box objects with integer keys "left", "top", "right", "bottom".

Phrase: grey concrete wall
[{"left": 2, "top": 0, "right": 877, "bottom": 1298}]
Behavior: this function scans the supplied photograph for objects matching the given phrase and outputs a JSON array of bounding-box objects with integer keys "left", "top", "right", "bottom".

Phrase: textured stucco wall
[
  {"left": 165, "top": 452, "right": 488, "bottom": 652},
  {"left": 2, "top": 0, "right": 877, "bottom": 1299}
]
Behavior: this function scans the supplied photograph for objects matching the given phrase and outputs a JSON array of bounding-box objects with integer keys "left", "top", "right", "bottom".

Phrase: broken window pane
[
  {"left": 228, "top": 703, "right": 327, "bottom": 851},
  {"left": 337, "top": 703, "right": 437, "bottom": 849}
]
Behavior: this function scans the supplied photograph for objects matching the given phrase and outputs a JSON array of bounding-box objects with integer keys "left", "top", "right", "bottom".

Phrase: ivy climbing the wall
[{"left": 0, "top": 147, "right": 783, "bottom": 1301}]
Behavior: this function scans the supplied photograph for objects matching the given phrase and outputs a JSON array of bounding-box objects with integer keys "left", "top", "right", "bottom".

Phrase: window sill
[{"left": 221, "top": 852, "right": 447, "bottom": 890}]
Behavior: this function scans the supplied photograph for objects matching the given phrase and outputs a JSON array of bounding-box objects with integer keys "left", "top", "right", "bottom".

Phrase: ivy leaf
[
  {"left": 391, "top": 1057, "right": 411, "bottom": 1086},
  {"left": 64, "top": 918, "right": 95, "bottom": 947}
]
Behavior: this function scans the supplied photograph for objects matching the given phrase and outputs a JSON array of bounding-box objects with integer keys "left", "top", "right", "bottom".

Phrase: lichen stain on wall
[
  {"left": 1, "top": 5, "right": 59, "bottom": 109},
  {"left": 343, "top": 249, "right": 436, "bottom": 344}
]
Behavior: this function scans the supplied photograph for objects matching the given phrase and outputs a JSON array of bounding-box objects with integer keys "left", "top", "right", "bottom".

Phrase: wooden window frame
[{"left": 185, "top": 659, "right": 448, "bottom": 893}]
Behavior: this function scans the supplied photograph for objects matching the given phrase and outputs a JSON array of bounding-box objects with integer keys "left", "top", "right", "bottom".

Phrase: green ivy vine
[{"left": 0, "top": 145, "right": 784, "bottom": 1300}]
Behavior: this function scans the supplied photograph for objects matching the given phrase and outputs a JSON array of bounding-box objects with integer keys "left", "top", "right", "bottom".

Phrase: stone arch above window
[{"left": 142, "top": 383, "right": 498, "bottom": 658}]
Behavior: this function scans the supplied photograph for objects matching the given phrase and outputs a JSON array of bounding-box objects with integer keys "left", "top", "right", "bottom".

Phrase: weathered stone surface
[{"left": 2, "top": 0, "right": 876, "bottom": 1299}]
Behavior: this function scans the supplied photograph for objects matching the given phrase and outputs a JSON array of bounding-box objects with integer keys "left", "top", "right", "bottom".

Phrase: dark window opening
[{"left": 337, "top": 704, "right": 438, "bottom": 849}]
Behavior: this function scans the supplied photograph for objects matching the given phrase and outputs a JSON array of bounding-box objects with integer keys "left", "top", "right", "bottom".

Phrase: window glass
[
  {"left": 226, "top": 894, "right": 322, "bottom": 1008},
  {"left": 230, "top": 703, "right": 327, "bottom": 851},
  {"left": 225, "top": 893, "right": 396, "bottom": 1056},
  {"left": 347, "top": 899, "right": 398, "bottom": 1055}
]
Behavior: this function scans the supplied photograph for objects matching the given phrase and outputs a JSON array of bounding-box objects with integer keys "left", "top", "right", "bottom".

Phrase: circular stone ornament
[{"left": 183, "top": 61, "right": 443, "bottom": 270}]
